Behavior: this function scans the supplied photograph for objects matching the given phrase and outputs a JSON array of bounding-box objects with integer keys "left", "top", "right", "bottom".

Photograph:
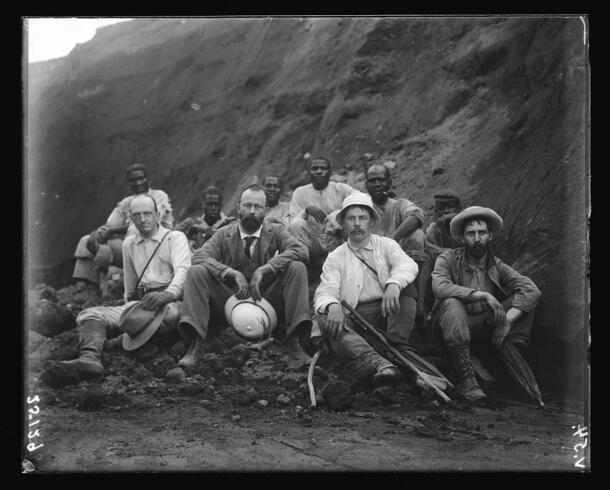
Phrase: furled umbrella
[{"left": 499, "top": 342, "right": 545, "bottom": 408}]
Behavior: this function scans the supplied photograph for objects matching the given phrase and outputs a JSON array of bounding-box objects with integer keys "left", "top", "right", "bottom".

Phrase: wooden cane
[{"left": 308, "top": 349, "right": 322, "bottom": 407}]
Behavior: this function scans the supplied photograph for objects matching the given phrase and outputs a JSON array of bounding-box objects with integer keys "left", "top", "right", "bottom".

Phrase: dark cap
[{"left": 433, "top": 189, "right": 460, "bottom": 201}]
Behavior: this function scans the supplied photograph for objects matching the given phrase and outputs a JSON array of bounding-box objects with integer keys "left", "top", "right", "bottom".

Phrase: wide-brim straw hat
[
  {"left": 336, "top": 192, "right": 381, "bottom": 225},
  {"left": 118, "top": 301, "right": 166, "bottom": 351},
  {"left": 224, "top": 295, "right": 278, "bottom": 339},
  {"left": 449, "top": 206, "right": 503, "bottom": 238}
]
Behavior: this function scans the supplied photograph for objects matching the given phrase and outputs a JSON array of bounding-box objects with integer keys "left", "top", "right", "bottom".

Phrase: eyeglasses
[{"left": 239, "top": 203, "right": 265, "bottom": 211}]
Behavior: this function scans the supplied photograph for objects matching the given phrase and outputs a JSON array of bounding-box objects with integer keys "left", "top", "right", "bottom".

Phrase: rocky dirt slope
[{"left": 26, "top": 17, "right": 588, "bottom": 395}]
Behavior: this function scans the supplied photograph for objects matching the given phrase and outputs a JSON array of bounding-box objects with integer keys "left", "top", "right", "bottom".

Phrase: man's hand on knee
[
  {"left": 227, "top": 270, "right": 250, "bottom": 299},
  {"left": 249, "top": 266, "right": 273, "bottom": 302},
  {"left": 324, "top": 303, "right": 346, "bottom": 339},
  {"left": 492, "top": 319, "right": 511, "bottom": 349},
  {"left": 480, "top": 292, "right": 506, "bottom": 325},
  {"left": 381, "top": 283, "right": 401, "bottom": 317}
]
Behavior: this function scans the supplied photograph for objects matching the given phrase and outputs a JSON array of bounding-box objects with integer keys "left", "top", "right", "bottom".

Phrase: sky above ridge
[{"left": 25, "top": 17, "right": 132, "bottom": 63}]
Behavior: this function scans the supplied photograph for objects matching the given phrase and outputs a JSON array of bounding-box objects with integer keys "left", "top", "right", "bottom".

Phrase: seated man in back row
[
  {"left": 262, "top": 175, "right": 290, "bottom": 227},
  {"left": 312, "top": 192, "right": 419, "bottom": 386},
  {"left": 72, "top": 163, "right": 174, "bottom": 288},
  {"left": 175, "top": 186, "right": 235, "bottom": 251},
  {"left": 288, "top": 157, "right": 355, "bottom": 272},
  {"left": 177, "top": 184, "right": 313, "bottom": 367},
  {"left": 431, "top": 206, "right": 541, "bottom": 402},
  {"left": 418, "top": 189, "right": 464, "bottom": 318},
  {"left": 46, "top": 194, "right": 191, "bottom": 383}
]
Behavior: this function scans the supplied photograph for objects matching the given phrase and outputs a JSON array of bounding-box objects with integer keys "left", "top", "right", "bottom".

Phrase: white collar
[
  {"left": 238, "top": 224, "right": 262, "bottom": 240},
  {"left": 347, "top": 235, "right": 373, "bottom": 251}
]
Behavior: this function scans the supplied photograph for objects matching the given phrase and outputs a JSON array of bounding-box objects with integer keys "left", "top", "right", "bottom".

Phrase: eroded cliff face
[{"left": 26, "top": 17, "right": 588, "bottom": 394}]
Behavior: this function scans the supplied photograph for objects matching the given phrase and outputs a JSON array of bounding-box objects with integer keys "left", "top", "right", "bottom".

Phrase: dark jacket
[
  {"left": 191, "top": 220, "right": 308, "bottom": 279},
  {"left": 431, "top": 247, "right": 541, "bottom": 313}
]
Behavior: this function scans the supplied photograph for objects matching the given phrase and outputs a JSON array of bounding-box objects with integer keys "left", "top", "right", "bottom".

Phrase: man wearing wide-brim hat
[
  {"left": 431, "top": 206, "right": 541, "bottom": 401},
  {"left": 312, "top": 192, "right": 420, "bottom": 387},
  {"left": 42, "top": 194, "right": 191, "bottom": 387}
]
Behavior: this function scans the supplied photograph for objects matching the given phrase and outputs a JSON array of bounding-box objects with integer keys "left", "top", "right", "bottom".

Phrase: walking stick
[
  {"left": 341, "top": 301, "right": 453, "bottom": 402},
  {"left": 307, "top": 349, "right": 322, "bottom": 408}
]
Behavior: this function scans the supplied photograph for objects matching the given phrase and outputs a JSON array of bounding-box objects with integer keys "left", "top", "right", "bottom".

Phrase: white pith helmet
[{"left": 224, "top": 295, "right": 278, "bottom": 339}]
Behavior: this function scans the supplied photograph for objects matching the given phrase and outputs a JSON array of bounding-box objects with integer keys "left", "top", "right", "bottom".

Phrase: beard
[
  {"left": 466, "top": 242, "right": 489, "bottom": 259},
  {"left": 240, "top": 215, "right": 263, "bottom": 232}
]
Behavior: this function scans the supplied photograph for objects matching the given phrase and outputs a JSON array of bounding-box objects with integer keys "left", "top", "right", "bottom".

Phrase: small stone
[
  {"left": 321, "top": 380, "right": 352, "bottom": 411},
  {"left": 383, "top": 160, "right": 397, "bottom": 169},
  {"left": 373, "top": 385, "right": 395, "bottom": 405},
  {"left": 166, "top": 367, "right": 187, "bottom": 384},
  {"left": 257, "top": 399, "right": 269, "bottom": 407},
  {"left": 382, "top": 416, "right": 401, "bottom": 426},
  {"left": 276, "top": 394, "right": 291, "bottom": 405},
  {"left": 220, "top": 327, "right": 244, "bottom": 349},
  {"left": 180, "top": 383, "right": 205, "bottom": 396},
  {"left": 237, "top": 393, "right": 253, "bottom": 406},
  {"left": 39, "top": 362, "right": 83, "bottom": 388},
  {"left": 231, "top": 415, "right": 241, "bottom": 422},
  {"left": 169, "top": 340, "right": 186, "bottom": 359}
]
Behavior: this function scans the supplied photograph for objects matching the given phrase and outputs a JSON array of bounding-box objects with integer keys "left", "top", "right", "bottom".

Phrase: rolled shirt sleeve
[
  {"left": 122, "top": 238, "right": 138, "bottom": 302},
  {"left": 498, "top": 262, "right": 542, "bottom": 313},
  {"left": 163, "top": 232, "right": 191, "bottom": 300},
  {"left": 401, "top": 199, "right": 425, "bottom": 227},
  {"left": 314, "top": 252, "right": 343, "bottom": 314},
  {"left": 382, "top": 237, "right": 419, "bottom": 289}
]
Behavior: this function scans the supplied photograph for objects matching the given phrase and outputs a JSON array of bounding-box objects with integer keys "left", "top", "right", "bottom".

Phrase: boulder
[{"left": 29, "top": 299, "right": 76, "bottom": 337}]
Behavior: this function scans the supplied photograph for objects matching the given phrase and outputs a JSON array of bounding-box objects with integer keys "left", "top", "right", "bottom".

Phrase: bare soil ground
[
  {"left": 26, "top": 382, "right": 584, "bottom": 472},
  {"left": 26, "top": 288, "right": 586, "bottom": 473}
]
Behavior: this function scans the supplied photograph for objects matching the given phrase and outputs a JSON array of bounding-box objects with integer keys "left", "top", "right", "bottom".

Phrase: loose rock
[
  {"left": 29, "top": 300, "right": 76, "bottom": 337},
  {"left": 166, "top": 367, "right": 187, "bottom": 384},
  {"left": 321, "top": 380, "right": 352, "bottom": 411}
]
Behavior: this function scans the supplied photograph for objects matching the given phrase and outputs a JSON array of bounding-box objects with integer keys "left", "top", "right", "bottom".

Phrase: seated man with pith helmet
[
  {"left": 177, "top": 184, "right": 313, "bottom": 367},
  {"left": 312, "top": 192, "right": 419, "bottom": 387}
]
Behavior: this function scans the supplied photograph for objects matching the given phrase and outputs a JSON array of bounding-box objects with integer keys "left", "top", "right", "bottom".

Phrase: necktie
[{"left": 244, "top": 236, "right": 256, "bottom": 259}]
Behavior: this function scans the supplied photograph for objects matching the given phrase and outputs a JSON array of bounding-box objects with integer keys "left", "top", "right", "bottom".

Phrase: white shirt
[
  {"left": 314, "top": 234, "right": 419, "bottom": 314},
  {"left": 238, "top": 224, "right": 262, "bottom": 258},
  {"left": 122, "top": 226, "right": 191, "bottom": 302},
  {"left": 288, "top": 182, "right": 355, "bottom": 222}
]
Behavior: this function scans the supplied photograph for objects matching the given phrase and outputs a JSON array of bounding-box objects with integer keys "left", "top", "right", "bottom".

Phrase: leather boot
[
  {"left": 58, "top": 319, "right": 106, "bottom": 377},
  {"left": 447, "top": 344, "right": 487, "bottom": 401},
  {"left": 179, "top": 334, "right": 205, "bottom": 367}
]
